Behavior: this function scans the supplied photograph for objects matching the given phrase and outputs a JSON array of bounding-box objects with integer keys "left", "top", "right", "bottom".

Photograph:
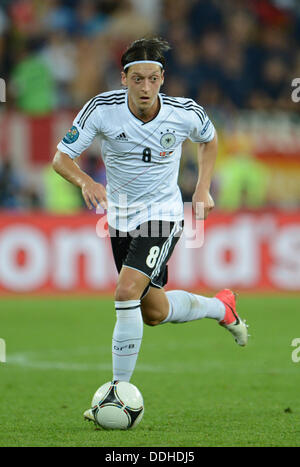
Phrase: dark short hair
[{"left": 121, "top": 37, "right": 171, "bottom": 72}]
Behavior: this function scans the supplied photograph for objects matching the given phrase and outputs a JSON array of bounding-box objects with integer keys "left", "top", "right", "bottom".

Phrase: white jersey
[{"left": 57, "top": 89, "right": 215, "bottom": 231}]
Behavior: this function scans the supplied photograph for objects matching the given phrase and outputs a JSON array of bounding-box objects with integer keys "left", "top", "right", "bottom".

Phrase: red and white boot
[{"left": 216, "top": 289, "right": 249, "bottom": 347}]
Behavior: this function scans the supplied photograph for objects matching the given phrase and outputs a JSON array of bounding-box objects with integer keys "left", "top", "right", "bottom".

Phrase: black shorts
[{"left": 109, "top": 220, "right": 183, "bottom": 294}]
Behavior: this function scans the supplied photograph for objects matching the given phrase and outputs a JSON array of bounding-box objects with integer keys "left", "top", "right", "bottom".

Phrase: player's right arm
[
  {"left": 53, "top": 96, "right": 107, "bottom": 210},
  {"left": 52, "top": 151, "right": 107, "bottom": 210}
]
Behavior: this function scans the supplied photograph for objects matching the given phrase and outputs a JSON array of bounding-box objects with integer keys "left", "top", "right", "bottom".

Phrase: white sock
[
  {"left": 162, "top": 290, "right": 225, "bottom": 324},
  {"left": 112, "top": 300, "right": 143, "bottom": 382}
]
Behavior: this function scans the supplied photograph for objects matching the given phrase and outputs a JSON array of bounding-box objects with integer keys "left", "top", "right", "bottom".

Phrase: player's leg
[
  {"left": 112, "top": 265, "right": 150, "bottom": 383},
  {"left": 84, "top": 238, "right": 148, "bottom": 422},
  {"left": 110, "top": 220, "right": 182, "bottom": 382},
  {"left": 115, "top": 265, "right": 150, "bottom": 301},
  {"left": 141, "top": 287, "right": 249, "bottom": 346},
  {"left": 140, "top": 286, "right": 169, "bottom": 326},
  {"left": 141, "top": 286, "right": 225, "bottom": 325}
]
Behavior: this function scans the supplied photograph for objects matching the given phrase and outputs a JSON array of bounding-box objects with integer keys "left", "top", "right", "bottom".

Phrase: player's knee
[
  {"left": 142, "top": 308, "right": 163, "bottom": 327},
  {"left": 143, "top": 316, "right": 161, "bottom": 327},
  {"left": 114, "top": 281, "right": 140, "bottom": 301}
]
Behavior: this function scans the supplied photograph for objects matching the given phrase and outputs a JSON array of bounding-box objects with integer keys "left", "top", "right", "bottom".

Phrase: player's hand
[
  {"left": 192, "top": 190, "right": 214, "bottom": 220},
  {"left": 81, "top": 179, "right": 107, "bottom": 210}
]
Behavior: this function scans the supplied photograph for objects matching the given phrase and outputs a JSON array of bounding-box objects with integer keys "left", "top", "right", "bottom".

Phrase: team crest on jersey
[
  {"left": 160, "top": 130, "right": 176, "bottom": 149},
  {"left": 63, "top": 126, "right": 79, "bottom": 144}
]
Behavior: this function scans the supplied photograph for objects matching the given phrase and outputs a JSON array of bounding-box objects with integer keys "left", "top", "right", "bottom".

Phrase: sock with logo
[
  {"left": 112, "top": 300, "right": 143, "bottom": 382},
  {"left": 161, "top": 290, "right": 225, "bottom": 324}
]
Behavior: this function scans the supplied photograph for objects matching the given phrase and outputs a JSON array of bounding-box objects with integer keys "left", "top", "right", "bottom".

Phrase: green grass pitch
[{"left": 0, "top": 294, "right": 299, "bottom": 447}]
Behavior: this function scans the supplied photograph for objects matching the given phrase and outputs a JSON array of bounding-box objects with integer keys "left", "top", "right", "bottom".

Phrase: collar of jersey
[{"left": 125, "top": 90, "right": 163, "bottom": 125}]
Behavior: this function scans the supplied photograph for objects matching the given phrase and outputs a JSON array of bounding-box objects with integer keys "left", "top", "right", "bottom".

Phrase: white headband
[{"left": 123, "top": 60, "right": 163, "bottom": 71}]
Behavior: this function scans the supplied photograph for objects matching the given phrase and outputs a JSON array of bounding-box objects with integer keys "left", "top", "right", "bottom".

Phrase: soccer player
[{"left": 52, "top": 38, "right": 249, "bottom": 420}]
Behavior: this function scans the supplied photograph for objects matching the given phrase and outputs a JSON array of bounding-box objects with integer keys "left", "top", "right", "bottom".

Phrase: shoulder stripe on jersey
[
  {"left": 78, "top": 92, "right": 126, "bottom": 127},
  {"left": 163, "top": 100, "right": 206, "bottom": 124},
  {"left": 78, "top": 97, "right": 125, "bottom": 128},
  {"left": 78, "top": 97, "right": 126, "bottom": 129},
  {"left": 163, "top": 96, "right": 205, "bottom": 107},
  {"left": 163, "top": 97, "right": 206, "bottom": 115},
  {"left": 162, "top": 97, "right": 206, "bottom": 115},
  {"left": 164, "top": 105, "right": 205, "bottom": 124},
  {"left": 78, "top": 93, "right": 126, "bottom": 125},
  {"left": 163, "top": 95, "right": 202, "bottom": 105}
]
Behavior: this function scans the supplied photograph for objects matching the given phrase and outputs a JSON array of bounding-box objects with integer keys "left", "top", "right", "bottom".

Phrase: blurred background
[{"left": 0, "top": 0, "right": 300, "bottom": 294}]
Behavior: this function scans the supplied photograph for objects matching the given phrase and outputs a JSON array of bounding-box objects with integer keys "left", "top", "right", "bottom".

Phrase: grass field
[{"left": 0, "top": 294, "right": 299, "bottom": 447}]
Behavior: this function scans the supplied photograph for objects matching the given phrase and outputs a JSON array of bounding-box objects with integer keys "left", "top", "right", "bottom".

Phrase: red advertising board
[{"left": 0, "top": 209, "right": 299, "bottom": 294}]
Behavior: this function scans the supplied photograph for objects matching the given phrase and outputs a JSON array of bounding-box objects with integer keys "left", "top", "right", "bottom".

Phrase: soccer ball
[{"left": 91, "top": 380, "right": 144, "bottom": 430}]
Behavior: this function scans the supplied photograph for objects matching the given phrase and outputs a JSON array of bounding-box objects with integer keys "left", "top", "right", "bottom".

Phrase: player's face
[{"left": 121, "top": 64, "right": 164, "bottom": 117}]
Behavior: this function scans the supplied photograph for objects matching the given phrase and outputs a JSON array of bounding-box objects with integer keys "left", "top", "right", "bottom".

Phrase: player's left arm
[{"left": 192, "top": 131, "right": 218, "bottom": 220}]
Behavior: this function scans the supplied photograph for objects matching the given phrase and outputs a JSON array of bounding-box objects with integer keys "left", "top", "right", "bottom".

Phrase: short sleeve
[
  {"left": 57, "top": 97, "right": 101, "bottom": 159},
  {"left": 188, "top": 102, "right": 215, "bottom": 143}
]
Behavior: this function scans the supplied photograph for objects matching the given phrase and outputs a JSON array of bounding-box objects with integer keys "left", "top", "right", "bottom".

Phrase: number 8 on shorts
[{"left": 146, "top": 246, "right": 160, "bottom": 268}]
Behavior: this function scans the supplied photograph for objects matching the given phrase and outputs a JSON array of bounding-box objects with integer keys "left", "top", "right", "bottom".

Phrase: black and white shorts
[{"left": 109, "top": 220, "right": 183, "bottom": 292}]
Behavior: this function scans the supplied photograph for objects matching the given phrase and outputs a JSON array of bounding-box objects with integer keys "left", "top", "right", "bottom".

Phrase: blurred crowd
[
  {"left": 0, "top": 0, "right": 300, "bottom": 212},
  {"left": 1, "top": 0, "right": 299, "bottom": 113}
]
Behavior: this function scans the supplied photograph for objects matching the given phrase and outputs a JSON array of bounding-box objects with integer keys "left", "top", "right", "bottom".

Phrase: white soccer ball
[{"left": 91, "top": 381, "right": 144, "bottom": 430}]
